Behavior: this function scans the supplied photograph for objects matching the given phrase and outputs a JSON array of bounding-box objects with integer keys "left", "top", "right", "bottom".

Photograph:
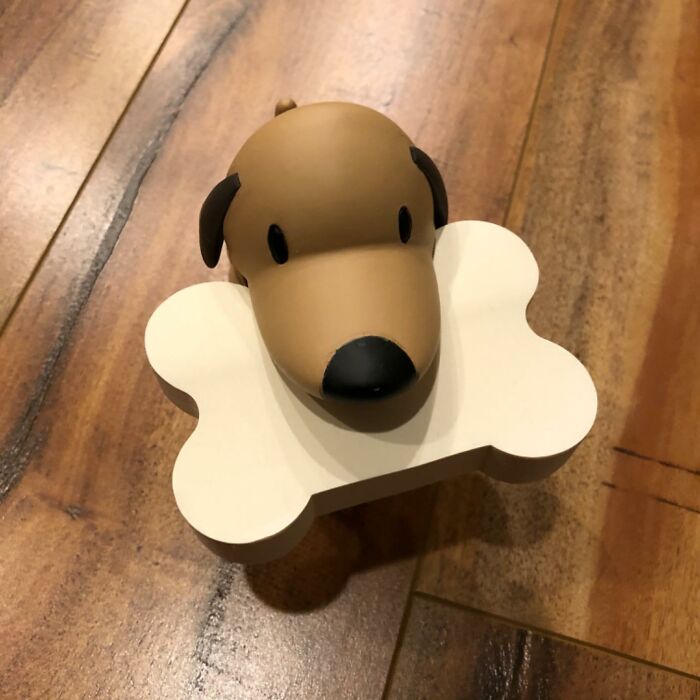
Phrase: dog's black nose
[{"left": 322, "top": 336, "right": 416, "bottom": 400}]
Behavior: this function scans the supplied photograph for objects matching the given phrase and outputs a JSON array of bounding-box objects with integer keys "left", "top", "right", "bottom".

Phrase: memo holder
[{"left": 145, "top": 220, "right": 597, "bottom": 563}]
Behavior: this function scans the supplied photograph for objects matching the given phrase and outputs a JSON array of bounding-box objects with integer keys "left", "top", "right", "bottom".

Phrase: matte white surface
[{"left": 145, "top": 221, "right": 597, "bottom": 561}]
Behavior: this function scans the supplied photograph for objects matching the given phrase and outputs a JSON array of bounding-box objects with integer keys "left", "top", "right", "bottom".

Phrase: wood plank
[
  {"left": 418, "top": 0, "right": 700, "bottom": 676},
  {"left": 0, "top": 0, "right": 186, "bottom": 327},
  {"left": 0, "top": 0, "right": 560, "bottom": 697},
  {"left": 1, "top": 482, "right": 433, "bottom": 697},
  {"left": 387, "top": 594, "right": 700, "bottom": 699}
]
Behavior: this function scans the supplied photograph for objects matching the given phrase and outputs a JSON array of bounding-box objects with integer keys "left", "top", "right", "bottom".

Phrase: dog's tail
[{"left": 274, "top": 98, "right": 297, "bottom": 116}]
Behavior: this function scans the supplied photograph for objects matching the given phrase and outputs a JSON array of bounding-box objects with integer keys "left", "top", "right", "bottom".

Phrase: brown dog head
[{"left": 199, "top": 101, "right": 448, "bottom": 400}]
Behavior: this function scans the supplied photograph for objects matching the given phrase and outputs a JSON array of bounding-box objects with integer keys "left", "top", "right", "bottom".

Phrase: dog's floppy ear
[
  {"left": 410, "top": 146, "right": 448, "bottom": 229},
  {"left": 199, "top": 173, "right": 241, "bottom": 268}
]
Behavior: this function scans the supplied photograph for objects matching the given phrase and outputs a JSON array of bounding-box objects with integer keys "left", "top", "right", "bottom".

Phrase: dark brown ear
[
  {"left": 410, "top": 146, "right": 448, "bottom": 228},
  {"left": 199, "top": 173, "right": 241, "bottom": 268}
]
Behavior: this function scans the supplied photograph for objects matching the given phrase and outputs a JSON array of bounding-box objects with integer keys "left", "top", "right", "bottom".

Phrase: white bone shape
[{"left": 145, "top": 221, "right": 597, "bottom": 562}]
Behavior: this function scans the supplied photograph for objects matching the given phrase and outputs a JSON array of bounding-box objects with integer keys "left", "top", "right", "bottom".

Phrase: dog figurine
[{"left": 199, "top": 100, "right": 448, "bottom": 400}]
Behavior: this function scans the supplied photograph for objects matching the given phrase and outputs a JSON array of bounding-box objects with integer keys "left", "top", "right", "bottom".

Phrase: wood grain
[
  {"left": 0, "top": 0, "right": 186, "bottom": 327},
  {"left": 0, "top": 0, "right": 254, "bottom": 501},
  {"left": 387, "top": 594, "right": 700, "bottom": 699},
  {"left": 418, "top": 0, "right": 700, "bottom": 675},
  {"left": 0, "top": 0, "right": 559, "bottom": 697}
]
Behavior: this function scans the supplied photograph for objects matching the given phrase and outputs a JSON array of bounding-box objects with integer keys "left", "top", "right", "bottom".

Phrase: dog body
[{"left": 199, "top": 101, "right": 448, "bottom": 400}]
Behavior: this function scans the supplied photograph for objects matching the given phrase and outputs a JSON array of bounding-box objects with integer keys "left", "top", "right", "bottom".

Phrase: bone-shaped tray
[{"left": 145, "top": 221, "right": 597, "bottom": 562}]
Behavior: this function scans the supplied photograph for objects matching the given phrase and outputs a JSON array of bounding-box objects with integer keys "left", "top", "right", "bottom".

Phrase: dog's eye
[
  {"left": 267, "top": 224, "right": 289, "bottom": 264},
  {"left": 398, "top": 206, "right": 412, "bottom": 243}
]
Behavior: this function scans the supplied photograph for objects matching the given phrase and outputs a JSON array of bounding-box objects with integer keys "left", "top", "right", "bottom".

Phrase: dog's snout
[{"left": 322, "top": 336, "right": 416, "bottom": 400}]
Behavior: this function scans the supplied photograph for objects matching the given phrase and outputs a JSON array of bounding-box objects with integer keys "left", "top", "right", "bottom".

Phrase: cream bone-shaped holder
[{"left": 145, "top": 221, "right": 597, "bottom": 563}]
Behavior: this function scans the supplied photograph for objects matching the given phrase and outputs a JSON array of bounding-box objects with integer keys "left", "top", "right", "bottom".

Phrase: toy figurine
[
  {"left": 198, "top": 100, "right": 447, "bottom": 400},
  {"left": 144, "top": 101, "right": 597, "bottom": 562}
]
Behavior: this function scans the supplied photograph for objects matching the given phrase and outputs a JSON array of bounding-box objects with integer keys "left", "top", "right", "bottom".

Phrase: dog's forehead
[{"left": 228, "top": 102, "right": 414, "bottom": 186}]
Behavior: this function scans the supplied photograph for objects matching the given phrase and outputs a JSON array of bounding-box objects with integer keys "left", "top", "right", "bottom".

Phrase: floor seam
[
  {"left": 0, "top": 0, "right": 192, "bottom": 338},
  {"left": 412, "top": 590, "right": 700, "bottom": 683},
  {"left": 501, "top": 0, "right": 563, "bottom": 228},
  {"left": 380, "top": 484, "right": 440, "bottom": 699}
]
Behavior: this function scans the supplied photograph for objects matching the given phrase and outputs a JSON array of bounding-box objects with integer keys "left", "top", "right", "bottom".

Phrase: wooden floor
[{"left": 1, "top": 0, "right": 699, "bottom": 697}]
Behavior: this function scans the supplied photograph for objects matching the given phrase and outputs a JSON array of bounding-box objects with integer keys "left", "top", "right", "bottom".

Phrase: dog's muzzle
[{"left": 321, "top": 335, "right": 416, "bottom": 400}]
